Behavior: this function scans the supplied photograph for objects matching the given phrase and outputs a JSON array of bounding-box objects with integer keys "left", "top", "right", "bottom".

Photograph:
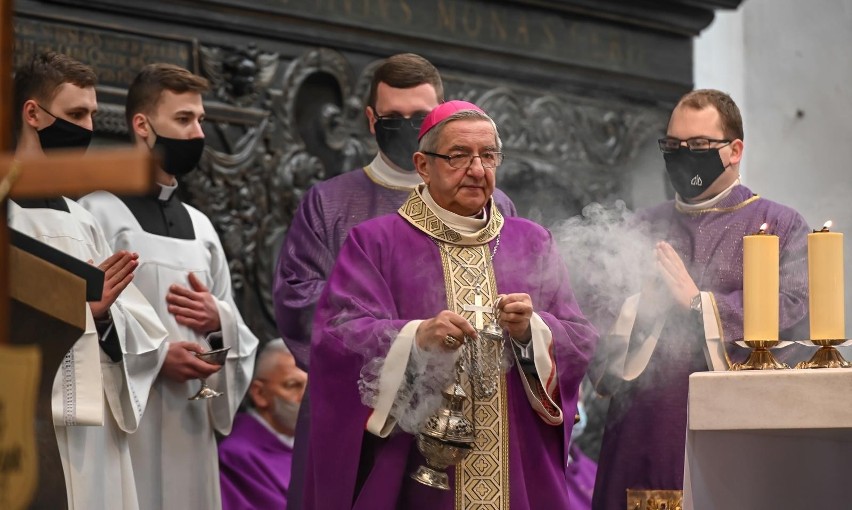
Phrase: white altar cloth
[{"left": 684, "top": 368, "right": 852, "bottom": 510}]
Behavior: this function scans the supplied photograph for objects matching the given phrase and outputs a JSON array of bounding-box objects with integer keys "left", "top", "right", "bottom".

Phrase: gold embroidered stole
[{"left": 399, "top": 189, "right": 509, "bottom": 510}]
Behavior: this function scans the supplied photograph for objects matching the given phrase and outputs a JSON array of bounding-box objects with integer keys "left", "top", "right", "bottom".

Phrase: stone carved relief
[
  {"left": 176, "top": 45, "right": 666, "bottom": 340},
  {"left": 445, "top": 78, "right": 666, "bottom": 222},
  {"left": 181, "top": 46, "right": 374, "bottom": 340}
]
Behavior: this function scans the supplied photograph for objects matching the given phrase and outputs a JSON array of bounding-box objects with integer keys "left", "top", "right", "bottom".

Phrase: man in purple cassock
[
  {"left": 272, "top": 53, "right": 515, "bottom": 509},
  {"left": 219, "top": 339, "right": 307, "bottom": 509},
  {"left": 590, "top": 89, "right": 809, "bottom": 510},
  {"left": 303, "top": 100, "right": 597, "bottom": 509}
]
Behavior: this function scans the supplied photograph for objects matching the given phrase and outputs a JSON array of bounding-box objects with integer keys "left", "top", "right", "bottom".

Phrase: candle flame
[
  {"left": 824, "top": 220, "right": 833, "bottom": 230},
  {"left": 759, "top": 222, "right": 768, "bottom": 231}
]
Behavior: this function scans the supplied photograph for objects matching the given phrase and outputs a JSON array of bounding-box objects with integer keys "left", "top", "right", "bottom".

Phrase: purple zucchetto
[{"left": 417, "top": 100, "right": 485, "bottom": 141}]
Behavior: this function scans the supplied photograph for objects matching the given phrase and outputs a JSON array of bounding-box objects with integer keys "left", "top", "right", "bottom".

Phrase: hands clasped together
[
  {"left": 654, "top": 241, "right": 699, "bottom": 311},
  {"left": 415, "top": 293, "right": 534, "bottom": 352}
]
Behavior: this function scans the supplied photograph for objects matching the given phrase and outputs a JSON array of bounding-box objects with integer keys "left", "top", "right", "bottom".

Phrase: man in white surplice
[
  {"left": 10, "top": 52, "right": 169, "bottom": 509},
  {"left": 79, "top": 63, "right": 259, "bottom": 510}
]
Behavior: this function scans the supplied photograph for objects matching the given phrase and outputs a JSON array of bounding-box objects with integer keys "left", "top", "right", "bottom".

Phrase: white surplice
[
  {"left": 8, "top": 198, "right": 169, "bottom": 510},
  {"left": 78, "top": 190, "right": 259, "bottom": 510}
]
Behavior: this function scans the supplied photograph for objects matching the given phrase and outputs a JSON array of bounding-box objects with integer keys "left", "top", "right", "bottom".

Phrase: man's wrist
[{"left": 94, "top": 308, "right": 112, "bottom": 325}]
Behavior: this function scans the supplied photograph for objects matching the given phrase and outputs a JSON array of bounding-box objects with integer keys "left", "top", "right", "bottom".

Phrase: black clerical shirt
[{"left": 118, "top": 183, "right": 195, "bottom": 239}]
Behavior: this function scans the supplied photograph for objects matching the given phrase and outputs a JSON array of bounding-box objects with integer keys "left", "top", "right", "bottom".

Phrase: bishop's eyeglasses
[
  {"left": 423, "top": 151, "right": 504, "bottom": 170},
  {"left": 658, "top": 137, "right": 732, "bottom": 153}
]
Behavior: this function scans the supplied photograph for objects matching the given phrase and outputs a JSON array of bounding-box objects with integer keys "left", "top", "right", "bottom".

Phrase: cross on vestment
[{"left": 462, "top": 284, "right": 492, "bottom": 330}]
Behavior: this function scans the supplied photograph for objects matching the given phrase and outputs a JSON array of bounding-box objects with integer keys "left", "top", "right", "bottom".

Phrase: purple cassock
[
  {"left": 592, "top": 185, "right": 809, "bottom": 510},
  {"left": 303, "top": 210, "right": 598, "bottom": 509},
  {"left": 272, "top": 167, "right": 516, "bottom": 509},
  {"left": 219, "top": 413, "right": 294, "bottom": 510},
  {"left": 273, "top": 167, "right": 516, "bottom": 370}
]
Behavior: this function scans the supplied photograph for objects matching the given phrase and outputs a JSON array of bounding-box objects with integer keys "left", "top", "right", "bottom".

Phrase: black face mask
[
  {"left": 373, "top": 117, "right": 422, "bottom": 172},
  {"left": 663, "top": 147, "right": 729, "bottom": 199},
  {"left": 148, "top": 122, "right": 205, "bottom": 176},
  {"left": 36, "top": 105, "right": 92, "bottom": 151}
]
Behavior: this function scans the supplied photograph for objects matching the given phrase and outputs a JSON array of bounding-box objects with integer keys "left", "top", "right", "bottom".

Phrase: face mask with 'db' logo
[{"left": 663, "top": 147, "right": 728, "bottom": 199}]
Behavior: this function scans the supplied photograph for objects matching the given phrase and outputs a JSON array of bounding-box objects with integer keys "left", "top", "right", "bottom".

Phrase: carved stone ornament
[
  {"left": 444, "top": 76, "right": 667, "bottom": 223},
  {"left": 181, "top": 46, "right": 375, "bottom": 339}
]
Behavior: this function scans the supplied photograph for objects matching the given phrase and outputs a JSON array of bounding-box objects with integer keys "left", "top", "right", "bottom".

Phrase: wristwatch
[{"left": 689, "top": 293, "right": 702, "bottom": 314}]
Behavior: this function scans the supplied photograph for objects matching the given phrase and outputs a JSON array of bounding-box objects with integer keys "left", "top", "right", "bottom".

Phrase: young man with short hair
[{"left": 79, "top": 63, "right": 259, "bottom": 510}]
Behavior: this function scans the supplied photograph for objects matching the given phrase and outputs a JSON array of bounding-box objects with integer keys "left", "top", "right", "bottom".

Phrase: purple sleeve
[
  {"left": 498, "top": 223, "right": 598, "bottom": 468},
  {"left": 714, "top": 208, "right": 810, "bottom": 341},
  {"left": 273, "top": 187, "right": 336, "bottom": 370},
  {"left": 536, "top": 233, "right": 598, "bottom": 448},
  {"left": 305, "top": 225, "right": 410, "bottom": 509},
  {"left": 313, "top": 225, "right": 411, "bottom": 366}
]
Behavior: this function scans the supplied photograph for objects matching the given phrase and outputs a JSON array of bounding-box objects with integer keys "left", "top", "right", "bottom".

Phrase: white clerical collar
[
  {"left": 421, "top": 185, "right": 488, "bottom": 234},
  {"left": 157, "top": 180, "right": 178, "bottom": 201},
  {"left": 675, "top": 178, "right": 741, "bottom": 212},
  {"left": 363, "top": 152, "right": 423, "bottom": 190},
  {"left": 248, "top": 409, "right": 295, "bottom": 448}
]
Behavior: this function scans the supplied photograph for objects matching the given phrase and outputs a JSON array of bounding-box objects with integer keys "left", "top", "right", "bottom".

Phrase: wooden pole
[{"left": 0, "top": 0, "right": 14, "bottom": 345}]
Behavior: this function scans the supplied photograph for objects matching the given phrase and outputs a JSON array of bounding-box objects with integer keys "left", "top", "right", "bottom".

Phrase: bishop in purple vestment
[
  {"left": 591, "top": 90, "right": 809, "bottom": 510},
  {"left": 304, "top": 101, "right": 596, "bottom": 509}
]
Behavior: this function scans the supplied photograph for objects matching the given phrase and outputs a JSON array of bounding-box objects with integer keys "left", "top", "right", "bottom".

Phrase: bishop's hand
[
  {"left": 160, "top": 341, "right": 223, "bottom": 382},
  {"left": 88, "top": 250, "right": 139, "bottom": 320},
  {"left": 497, "top": 293, "right": 533, "bottom": 343},
  {"left": 416, "top": 310, "right": 478, "bottom": 352},
  {"left": 656, "top": 241, "right": 699, "bottom": 311},
  {"left": 166, "top": 272, "right": 222, "bottom": 335}
]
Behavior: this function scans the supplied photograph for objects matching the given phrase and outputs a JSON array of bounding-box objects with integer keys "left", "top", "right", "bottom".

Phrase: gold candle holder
[
  {"left": 730, "top": 340, "right": 790, "bottom": 370},
  {"left": 795, "top": 339, "right": 850, "bottom": 369}
]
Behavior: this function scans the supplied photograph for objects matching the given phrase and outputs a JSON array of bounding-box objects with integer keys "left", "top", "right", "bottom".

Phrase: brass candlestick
[
  {"left": 729, "top": 340, "right": 790, "bottom": 370},
  {"left": 795, "top": 339, "right": 850, "bottom": 369}
]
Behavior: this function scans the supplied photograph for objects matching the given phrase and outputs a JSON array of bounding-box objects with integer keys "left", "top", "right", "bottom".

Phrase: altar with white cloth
[{"left": 683, "top": 368, "right": 852, "bottom": 510}]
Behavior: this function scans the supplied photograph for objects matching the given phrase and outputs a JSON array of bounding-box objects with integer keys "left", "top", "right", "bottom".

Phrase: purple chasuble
[
  {"left": 272, "top": 168, "right": 516, "bottom": 509},
  {"left": 592, "top": 185, "right": 809, "bottom": 510},
  {"left": 219, "top": 413, "right": 294, "bottom": 510},
  {"left": 303, "top": 210, "right": 597, "bottom": 509}
]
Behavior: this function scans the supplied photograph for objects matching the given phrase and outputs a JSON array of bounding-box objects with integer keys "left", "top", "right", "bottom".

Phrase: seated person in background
[{"left": 219, "top": 339, "right": 308, "bottom": 510}]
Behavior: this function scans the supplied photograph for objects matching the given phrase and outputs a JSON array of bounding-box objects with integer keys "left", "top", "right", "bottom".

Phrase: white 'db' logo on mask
[{"left": 690, "top": 175, "right": 703, "bottom": 186}]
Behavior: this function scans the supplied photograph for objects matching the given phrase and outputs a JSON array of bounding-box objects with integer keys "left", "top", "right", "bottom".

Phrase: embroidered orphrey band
[{"left": 439, "top": 243, "right": 510, "bottom": 510}]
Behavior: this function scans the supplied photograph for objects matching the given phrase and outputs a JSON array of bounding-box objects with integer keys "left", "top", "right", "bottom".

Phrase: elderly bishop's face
[{"left": 416, "top": 119, "right": 497, "bottom": 217}]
